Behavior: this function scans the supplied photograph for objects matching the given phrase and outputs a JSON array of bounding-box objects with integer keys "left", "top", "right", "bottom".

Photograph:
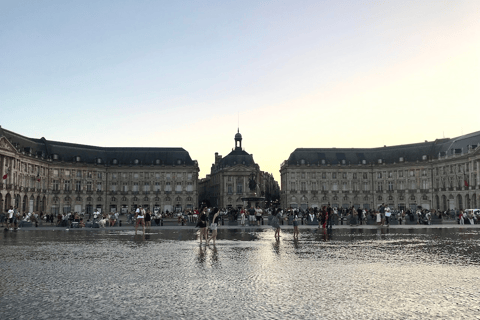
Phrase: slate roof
[
  {"left": 218, "top": 149, "right": 256, "bottom": 167},
  {"left": 0, "top": 126, "right": 195, "bottom": 166},
  {"left": 286, "top": 131, "right": 480, "bottom": 166}
]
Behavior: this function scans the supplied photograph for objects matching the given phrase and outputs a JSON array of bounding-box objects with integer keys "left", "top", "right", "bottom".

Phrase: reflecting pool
[{"left": 1, "top": 227, "right": 480, "bottom": 319}]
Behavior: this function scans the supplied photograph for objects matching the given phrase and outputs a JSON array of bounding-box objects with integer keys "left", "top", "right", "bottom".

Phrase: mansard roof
[
  {"left": 286, "top": 130, "right": 480, "bottom": 166},
  {"left": 218, "top": 149, "right": 256, "bottom": 167},
  {"left": 0, "top": 126, "right": 195, "bottom": 166}
]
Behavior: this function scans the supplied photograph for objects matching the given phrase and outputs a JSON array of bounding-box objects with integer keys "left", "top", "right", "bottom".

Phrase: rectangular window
[
  {"left": 301, "top": 182, "right": 306, "bottom": 191},
  {"left": 53, "top": 170, "right": 59, "bottom": 177},
  {"left": 188, "top": 173, "right": 193, "bottom": 180},
  {"left": 111, "top": 183, "right": 117, "bottom": 192},
  {"left": 75, "top": 180, "right": 81, "bottom": 191},
  {"left": 301, "top": 172, "right": 305, "bottom": 179},
  {"left": 388, "top": 181, "right": 394, "bottom": 191},
  {"left": 187, "top": 182, "right": 193, "bottom": 192},
  {"left": 228, "top": 185, "right": 233, "bottom": 194},
  {"left": 332, "top": 173, "right": 337, "bottom": 179},
  {"left": 377, "top": 172, "right": 382, "bottom": 179},
  {"left": 322, "top": 173, "right": 326, "bottom": 179},
  {"left": 87, "top": 171, "right": 92, "bottom": 178},
  {"left": 363, "top": 182, "right": 369, "bottom": 191},
  {"left": 311, "top": 182, "right": 317, "bottom": 191},
  {"left": 122, "top": 183, "right": 128, "bottom": 192},
  {"left": 322, "top": 183, "right": 327, "bottom": 191},
  {"left": 133, "top": 182, "right": 139, "bottom": 192},
  {"left": 342, "top": 173, "right": 347, "bottom": 179},
  {"left": 175, "top": 182, "right": 182, "bottom": 192},
  {"left": 87, "top": 181, "right": 92, "bottom": 191},
  {"left": 377, "top": 182, "right": 383, "bottom": 191},
  {"left": 154, "top": 182, "right": 160, "bottom": 192},
  {"left": 96, "top": 182, "right": 102, "bottom": 191},
  {"left": 64, "top": 180, "right": 71, "bottom": 191},
  {"left": 399, "top": 171, "right": 404, "bottom": 178},
  {"left": 237, "top": 183, "right": 243, "bottom": 194},
  {"left": 290, "top": 182, "right": 296, "bottom": 191},
  {"left": 144, "top": 182, "right": 150, "bottom": 192},
  {"left": 76, "top": 170, "right": 82, "bottom": 178},
  {"left": 165, "top": 182, "right": 172, "bottom": 192},
  {"left": 422, "top": 180, "right": 428, "bottom": 189},
  {"left": 342, "top": 182, "right": 347, "bottom": 191},
  {"left": 332, "top": 183, "right": 338, "bottom": 191},
  {"left": 353, "top": 173, "right": 357, "bottom": 179},
  {"left": 53, "top": 180, "right": 59, "bottom": 191},
  {"left": 65, "top": 170, "right": 70, "bottom": 177},
  {"left": 311, "top": 172, "right": 316, "bottom": 179},
  {"left": 112, "top": 173, "right": 117, "bottom": 179},
  {"left": 363, "top": 173, "right": 368, "bottom": 179}
]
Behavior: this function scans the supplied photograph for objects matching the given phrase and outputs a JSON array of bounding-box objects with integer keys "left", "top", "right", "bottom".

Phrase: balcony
[
  {"left": 64, "top": 190, "right": 72, "bottom": 194},
  {"left": 52, "top": 190, "right": 60, "bottom": 194}
]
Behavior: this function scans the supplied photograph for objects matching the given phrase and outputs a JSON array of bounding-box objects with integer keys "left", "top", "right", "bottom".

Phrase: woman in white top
[
  {"left": 135, "top": 208, "right": 145, "bottom": 235},
  {"left": 376, "top": 210, "right": 381, "bottom": 225}
]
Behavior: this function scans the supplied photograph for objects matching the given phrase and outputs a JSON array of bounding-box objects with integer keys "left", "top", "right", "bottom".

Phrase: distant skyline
[{"left": 1, "top": 0, "right": 479, "bottom": 182}]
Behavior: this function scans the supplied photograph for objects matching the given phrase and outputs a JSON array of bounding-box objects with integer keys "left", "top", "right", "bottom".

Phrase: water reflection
[{"left": 1, "top": 228, "right": 480, "bottom": 319}]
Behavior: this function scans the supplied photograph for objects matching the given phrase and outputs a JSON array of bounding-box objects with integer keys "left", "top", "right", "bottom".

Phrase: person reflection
[
  {"left": 272, "top": 238, "right": 280, "bottom": 255},
  {"left": 197, "top": 245, "right": 206, "bottom": 264},
  {"left": 210, "top": 245, "right": 219, "bottom": 265}
]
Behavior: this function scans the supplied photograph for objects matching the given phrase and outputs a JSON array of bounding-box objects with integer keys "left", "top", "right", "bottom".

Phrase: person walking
[
  {"left": 135, "top": 207, "right": 145, "bottom": 235},
  {"left": 292, "top": 210, "right": 299, "bottom": 239},
  {"left": 207, "top": 208, "right": 220, "bottom": 245},
  {"left": 272, "top": 208, "right": 282, "bottom": 239},
  {"left": 385, "top": 208, "right": 391, "bottom": 227},
  {"left": 198, "top": 207, "right": 208, "bottom": 244},
  {"left": 240, "top": 207, "right": 246, "bottom": 226}
]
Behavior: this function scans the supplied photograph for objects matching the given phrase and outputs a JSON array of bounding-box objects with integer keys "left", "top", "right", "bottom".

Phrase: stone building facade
[
  {"left": 199, "top": 130, "right": 280, "bottom": 209},
  {"left": 0, "top": 126, "right": 199, "bottom": 215},
  {"left": 280, "top": 131, "right": 480, "bottom": 211}
]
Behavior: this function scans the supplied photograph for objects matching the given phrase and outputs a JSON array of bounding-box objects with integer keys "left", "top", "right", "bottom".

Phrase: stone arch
[
  {"left": 435, "top": 195, "right": 440, "bottom": 209},
  {"left": 22, "top": 194, "right": 28, "bottom": 212},
  {"left": 456, "top": 194, "right": 463, "bottom": 210},
  {"left": 0, "top": 193, "right": 3, "bottom": 212},
  {"left": 465, "top": 194, "right": 471, "bottom": 208},
  {"left": 441, "top": 195, "right": 447, "bottom": 211},
  {"left": 5, "top": 193, "right": 12, "bottom": 211},
  {"left": 36, "top": 195, "right": 40, "bottom": 212}
]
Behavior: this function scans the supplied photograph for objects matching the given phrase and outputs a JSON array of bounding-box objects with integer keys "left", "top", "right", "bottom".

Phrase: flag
[
  {"left": 2, "top": 174, "right": 7, "bottom": 180},
  {"left": 464, "top": 175, "right": 469, "bottom": 187}
]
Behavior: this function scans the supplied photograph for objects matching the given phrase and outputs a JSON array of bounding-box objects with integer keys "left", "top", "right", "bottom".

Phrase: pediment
[{"left": 0, "top": 137, "right": 17, "bottom": 153}]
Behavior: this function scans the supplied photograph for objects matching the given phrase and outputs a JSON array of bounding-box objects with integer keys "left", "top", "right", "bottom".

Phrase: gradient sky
[{"left": 1, "top": 0, "right": 479, "bottom": 182}]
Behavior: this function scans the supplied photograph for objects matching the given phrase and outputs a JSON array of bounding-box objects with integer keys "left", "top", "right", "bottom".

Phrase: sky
[{"left": 1, "top": 0, "right": 479, "bottom": 182}]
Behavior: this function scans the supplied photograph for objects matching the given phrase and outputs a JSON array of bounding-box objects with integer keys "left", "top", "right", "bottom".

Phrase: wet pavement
[{"left": 1, "top": 226, "right": 480, "bottom": 319}]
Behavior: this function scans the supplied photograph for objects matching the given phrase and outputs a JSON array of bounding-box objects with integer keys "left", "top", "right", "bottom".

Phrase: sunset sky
[{"left": 1, "top": 0, "right": 479, "bottom": 181}]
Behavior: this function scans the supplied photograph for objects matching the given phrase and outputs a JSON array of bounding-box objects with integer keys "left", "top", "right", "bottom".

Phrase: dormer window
[
  {"left": 75, "top": 156, "right": 81, "bottom": 162},
  {"left": 378, "top": 159, "right": 383, "bottom": 164},
  {"left": 321, "top": 159, "right": 326, "bottom": 165},
  {"left": 177, "top": 159, "right": 182, "bottom": 165},
  {"left": 155, "top": 159, "right": 161, "bottom": 165},
  {"left": 300, "top": 159, "right": 305, "bottom": 165},
  {"left": 362, "top": 160, "right": 367, "bottom": 165},
  {"left": 112, "top": 159, "right": 118, "bottom": 165},
  {"left": 341, "top": 159, "right": 346, "bottom": 165},
  {"left": 97, "top": 158, "right": 102, "bottom": 164},
  {"left": 399, "top": 157, "right": 404, "bottom": 162},
  {"left": 52, "top": 154, "right": 59, "bottom": 160},
  {"left": 422, "top": 155, "right": 428, "bottom": 161},
  {"left": 134, "top": 159, "right": 139, "bottom": 165}
]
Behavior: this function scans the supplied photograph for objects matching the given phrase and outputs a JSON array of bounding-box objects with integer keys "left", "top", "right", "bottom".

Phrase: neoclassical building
[
  {"left": 199, "top": 130, "right": 280, "bottom": 209},
  {"left": 280, "top": 131, "right": 480, "bottom": 211},
  {"left": 0, "top": 126, "right": 199, "bottom": 215}
]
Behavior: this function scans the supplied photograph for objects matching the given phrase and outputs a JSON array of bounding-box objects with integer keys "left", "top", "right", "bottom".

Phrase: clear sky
[{"left": 1, "top": 0, "right": 479, "bottom": 182}]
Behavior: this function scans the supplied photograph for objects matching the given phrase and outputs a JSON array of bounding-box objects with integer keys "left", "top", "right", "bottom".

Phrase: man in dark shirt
[{"left": 248, "top": 206, "right": 256, "bottom": 226}]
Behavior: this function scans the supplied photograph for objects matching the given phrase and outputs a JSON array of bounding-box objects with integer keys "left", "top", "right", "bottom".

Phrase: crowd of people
[{"left": 2, "top": 204, "right": 479, "bottom": 233}]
